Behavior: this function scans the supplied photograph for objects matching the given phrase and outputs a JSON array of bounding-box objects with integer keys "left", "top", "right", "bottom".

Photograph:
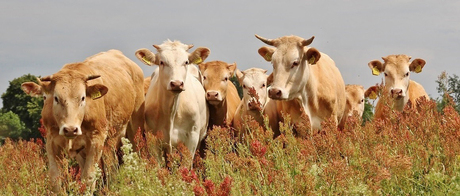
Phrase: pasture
[{"left": 1, "top": 94, "right": 460, "bottom": 195}]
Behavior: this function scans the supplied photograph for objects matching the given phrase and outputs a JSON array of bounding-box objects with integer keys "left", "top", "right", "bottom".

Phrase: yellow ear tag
[
  {"left": 192, "top": 57, "right": 203, "bottom": 64},
  {"left": 142, "top": 56, "right": 152, "bottom": 65},
  {"left": 415, "top": 65, "right": 422, "bottom": 73},
  {"left": 369, "top": 91, "right": 377, "bottom": 100},
  {"left": 264, "top": 53, "right": 272, "bottom": 61},
  {"left": 309, "top": 56, "right": 316, "bottom": 64},
  {"left": 372, "top": 67, "right": 380, "bottom": 76},
  {"left": 91, "top": 91, "right": 102, "bottom": 99}
]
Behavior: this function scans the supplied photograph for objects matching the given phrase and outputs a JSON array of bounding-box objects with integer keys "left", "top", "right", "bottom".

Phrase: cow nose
[
  {"left": 268, "top": 88, "right": 283, "bottom": 99},
  {"left": 206, "top": 91, "right": 219, "bottom": 100},
  {"left": 247, "top": 101, "right": 259, "bottom": 110},
  {"left": 170, "top": 80, "right": 184, "bottom": 91},
  {"left": 63, "top": 126, "right": 79, "bottom": 138},
  {"left": 391, "top": 89, "right": 403, "bottom": 97}
]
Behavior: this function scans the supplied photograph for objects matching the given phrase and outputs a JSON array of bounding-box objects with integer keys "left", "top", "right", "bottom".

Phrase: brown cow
[
  {"left": 339, "top": 84, "right": 377, "bottom": 127},
  {"left": 21, "top": 50, "right": 144, "bottom": 193},
  {"left": 367, "top": 54, "right": 429, "bottom": 119},
  {"left": 199, "top": 61, "right": 241, "bottom": 128},
  {"left": 256, "top": 34, "right": 346, "bottom": 130}
]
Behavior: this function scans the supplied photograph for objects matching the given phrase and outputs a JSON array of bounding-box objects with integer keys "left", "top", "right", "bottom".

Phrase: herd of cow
[{"left": 20, "top": 34, "right": 429, "bottom": 192}]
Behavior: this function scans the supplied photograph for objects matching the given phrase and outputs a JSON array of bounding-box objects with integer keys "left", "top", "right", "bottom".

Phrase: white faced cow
[
  {"left": 255, "top": 35, "right": 346, "bottom": 130},
  {"left": 21, "top": 50, "right": 145, "bottom": 193},
  {"left": 367, "top": 54, "right": 429, "bottom": 119},
  {"left": 135, "top": 40, "right": 209, "bottom": 165}
]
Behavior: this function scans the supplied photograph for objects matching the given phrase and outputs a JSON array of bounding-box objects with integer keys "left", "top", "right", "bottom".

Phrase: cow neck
[
  {"left": 301, "top": 65, "right": 318, "bottom": 117},
  {"left": 208, "top": 98, "right": 227, "bottom": 126}
]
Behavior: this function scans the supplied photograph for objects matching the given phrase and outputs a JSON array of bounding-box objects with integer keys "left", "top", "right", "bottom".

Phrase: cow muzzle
[
  {"left": 169, "top": 80, "right": 185, "bottom": 92},
  {"left": 206, "top": 91, "right": 222, "bottom": 102},
  {"left": 268, "top": 87, "right": 285, "bottom": 100},
  {"left": 61, "top": 126, "right": 82, "bottom": 139},
  {"left": 247, "top": 100, "right": 261, "bottom": 111},
  {"left": 390, "top": 88, "right": 404, "bottom": 99}
]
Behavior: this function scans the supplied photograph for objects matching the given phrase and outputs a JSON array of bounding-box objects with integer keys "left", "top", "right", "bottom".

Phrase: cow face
[
  {"left": 21, "top": 73, "right": 108, "bottom": 139},
  {"left": 235, "top": 68, "right": 268, "bottom": 111},
  {"left": 199, "top": 61, "right": 236, "bottom": 106},
  {"left": 135, "top": 40, "right": 210, "bottom": 93},
  {"left": 368, "top": 55, "right": 425, "bottom": 100},
  {"left": 345, "top": 85, "right": 365, "bottom": 117},
  {"left": 255, "top": 35, "right": 316, "bottom": 100}
]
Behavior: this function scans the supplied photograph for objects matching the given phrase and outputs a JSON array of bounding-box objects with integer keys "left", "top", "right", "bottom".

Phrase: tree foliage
[
  {"left": 230, "top": 75, "right": 243, "bottom": 99},
  {"left": 1, "top": 74, "right": 43, "bottom": 140},
  {"left": 0, "top": 111, "right": 30, "bottom": 143},
  {"left": 436, "top": 71, "right": 460, "bottom": 113}
]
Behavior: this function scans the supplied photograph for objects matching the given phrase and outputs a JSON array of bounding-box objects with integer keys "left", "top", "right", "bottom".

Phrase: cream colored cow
[
  {"left": 367, "top": 54, "right": 429, "bottom": 119},
  {"left": 232, "top": 68, "right": 269, "bottom": 137},
  {"left": 135, "top": 40, "right": 209, "bottom": 164},
  {"left": 255, "top": 34, "right": 346, "bottom": 130},
  {"left": 21, "top": 50, "right": 145, "bottom": 193}
]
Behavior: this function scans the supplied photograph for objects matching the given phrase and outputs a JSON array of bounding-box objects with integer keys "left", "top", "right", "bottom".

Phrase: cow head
[
  {"left": 345, "top": 85, "right": 365, "bottom": 118},
  {"left": 235, "top": 68, "right": 268, "bottom": 111},
  {"left": 255, "top": 34, "right": 316, "bottom": 100},
  {"left": 21, "top": 72, "right": 108, "bottom": 139},
  {"left": 368, "top": 54, "right": 426, "bottom": 100},
  {"left": 198, "top": 61, "right": 236, "bottom": 106},
  {"left": 135, "top": 40, "right": 210, "bottom": 93}
]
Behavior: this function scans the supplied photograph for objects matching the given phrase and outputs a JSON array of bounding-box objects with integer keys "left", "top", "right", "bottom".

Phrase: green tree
[
  {"left": 0, "top": 111, "right": 30, "bottom": 143},
  {"left": 362, "top": 100, "right": 374, "bottom": 124},
  {"left": 436, "top": 71, "right": 460, "bottom": 113},
  {"left": 230, "top": 75, "right": 243, "bottom": 99},
  {"left": 1, "top": 74, "right": 43, "bottom": 139}
]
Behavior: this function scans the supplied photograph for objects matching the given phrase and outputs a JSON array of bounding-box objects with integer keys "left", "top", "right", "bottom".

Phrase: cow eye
[
  {"left": 81, "top": 96, "right": 85, "bottom": 102},
  {"left": 243, "top": 84, "right": 246, "bottom": 89},
  {"left": 384, "top": 73, "right": 388, "bottom": 77},
  {"left": 291, "top": 61, "right": 299, "bottom": 68},
  {"left": 203, "top": 76, "right": 207, "bottom": 80},
  {"left": 261, "top": 84, "right": 266, "bottom": 88},
  {"left": 160, "top": 61, "right": 164, "bottom": 66},
  {"left": 43, "top": 96, "right": 47, "bottom": 100},
  {"left": 224, "top": 77, "right": 228, "bottom": 81},
  {"left": 405, "top": 72, "right": 409, "bottom": 77},
  {"left": 185, "top": 61, "right": 189, "bottom": 65},
  {"left": 361, "top": 99, "right": 364, "bottom": 103},
  {"left": 54, "top": 96, "right": 59, "bottom": 103}
]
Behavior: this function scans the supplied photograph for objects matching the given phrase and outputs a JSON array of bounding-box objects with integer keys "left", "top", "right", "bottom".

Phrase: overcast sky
[{"left": 1, "top": 1, "right": 459, "bottom": 108}]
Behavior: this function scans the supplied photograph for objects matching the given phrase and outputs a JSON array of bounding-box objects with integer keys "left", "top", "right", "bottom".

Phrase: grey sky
[{"left": 1, "top": 1, "right": 459, "bottom": 108}]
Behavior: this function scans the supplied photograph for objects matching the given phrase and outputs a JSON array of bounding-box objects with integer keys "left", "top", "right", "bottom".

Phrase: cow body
[
  {"left": 135, "top": 40, "right": 210, "bottom": 163},
  {"left": 367, "top": 54, "right": 429, "bottom": 119},
  {"left": 339, "top": 84, "right": 366, "bottom": 127},
  {"left": 256, "top": 35, "right": 346, "bottom": 130},
  {"left": 199, "top": 61, "right": 240, "bottom": 128},
  {"left": 21, "top": 50, "right": 145, "bottom": 192}
]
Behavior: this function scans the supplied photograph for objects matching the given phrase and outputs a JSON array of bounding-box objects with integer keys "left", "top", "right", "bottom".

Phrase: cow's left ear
[
  {"left": 409, "top": 58, "right": 426, "bottom": 73},
  {"left": 305, "top": 48, "right": 321, "bottom": 65},
  {"left": 364, "top": 85, "right": 379, "bottom": 100},
  {"left": 135, "top": 48, "right": 157, "bottom": 66},
  {"left": 227, "top": 62, "right": 237, "bottom": 75},
  {"left": 189, "top": 47, "right": 210, "bottom": 65},
  {"left": 267, "top": 73, "right": 274, "bottom": 86},
  {"left": 87, "top": 84, "right": 108, "bottom": 100},
  {"left": 235, "top": 69, "right": 244, "bottom": 84}
]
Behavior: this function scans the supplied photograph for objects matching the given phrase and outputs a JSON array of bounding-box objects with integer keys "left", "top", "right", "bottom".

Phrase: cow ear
[
  {"left": 87, "top": 84, "right": 108, "bottom": 100},
  {"left": 21, "top": 82, "right": 43, "bottom": 97},
  {"left": 198, "top": 62, "right": 207, "bottom": 73},
  {"left": 227, "top": 62, "right": 237, "bottom": 75},
  {"left": 135, "top": 48, "right": 157, "bottom": 66},
  {"left": 258, "top": 46, "right": 275, "bottom": 62},
  {"left": 368, "top": 60, "right": 384, "bottom": 76},
  {"left": 189, "top": 47, "right": 210, "bottom": 65},
  {"left": 364, "top": 85, "right": 379, "bottom": 100},
  {"left": 305, "top": 48, "right": 321, "bottom": 65},
  {"left": 235, "top": 69, "right": 244, "bottom": 83},
  {"left": 267, "top": 73, "right": 274, "bottom": 86},
  {"left": 409, "top": 58, "right": 426, "bottom": 73}
]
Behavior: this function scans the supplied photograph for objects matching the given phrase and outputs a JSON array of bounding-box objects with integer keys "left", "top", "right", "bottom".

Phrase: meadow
[{"left": 1, "top": 95, "right": 460, "bottom": 195}]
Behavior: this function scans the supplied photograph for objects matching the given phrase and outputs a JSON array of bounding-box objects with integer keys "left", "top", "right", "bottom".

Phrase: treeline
[{"left": 1, "top": 72, "right": 459, "bottom": 143}]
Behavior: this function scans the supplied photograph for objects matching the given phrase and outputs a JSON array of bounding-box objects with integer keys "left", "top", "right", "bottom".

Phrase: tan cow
[
  {"left": 135, "top": 40, "right": 209, "bottom": 164},
  {"left": 232, "top": 68, "right": 269, "bottom": 138},
  {"left": 144, "top": 76, "right": 151, "bottom": 96},
  {"left": 21, "top": 50, "right": 145, "bottom": 193},
  {"left": 367, "top": 54, "right": 429, "bottom": 119},
  {"left": 198, "top": 61, "right": 241, "bottom": 128},
  {"left": 339, "top": 84, "right": 376, "bottom": 127},
  {"left": 255, "top": 34, "right": 346, "bottom": 130}
]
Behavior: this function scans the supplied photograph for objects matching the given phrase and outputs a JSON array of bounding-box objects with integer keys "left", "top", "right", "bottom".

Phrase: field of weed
[{"left": 1, "top": 96, "right": 460, "bottom": 195}]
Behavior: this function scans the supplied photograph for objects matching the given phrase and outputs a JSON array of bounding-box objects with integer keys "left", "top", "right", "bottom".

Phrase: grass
[{"left": 1, "top": 96, "right": 460, "bottom": 195}]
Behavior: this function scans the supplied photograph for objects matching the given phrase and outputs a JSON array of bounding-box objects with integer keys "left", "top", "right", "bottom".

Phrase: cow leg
[
  {"left": 81, "top": 133, "right": 107, "bottom": 192},
  {"left": 47, "top": 140, "right": 64, "bottom": 193}
]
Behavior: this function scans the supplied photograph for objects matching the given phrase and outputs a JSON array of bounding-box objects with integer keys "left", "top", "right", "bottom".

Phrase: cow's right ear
[
  {"left": 364, "top": 85, "right": 379, "bottom": 100},
  {"left": 189, "top": 47, "right": 210, "bottom": 65},
  {"left": 21, "top": 82, "right": 43, "bottom": 97},
  {"left": 368, "top": 60, "right": 384, "bottom": 76},
  {"left": 135, "top": 48, "right": 157, "bottom": 66},
  {"left": 267, "top": 73, "right": 274, "bottom": 86},
  {"left": 305, "top": 48, "right": 321, "bottom": 65},
  {"left": 258, "top": 46, "right": 275, "bottom": 62}
]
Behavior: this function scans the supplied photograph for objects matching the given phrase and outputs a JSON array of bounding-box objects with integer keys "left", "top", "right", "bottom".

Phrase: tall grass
[{"left": 1, "top": 96, "right": 460, "bottom": 195}]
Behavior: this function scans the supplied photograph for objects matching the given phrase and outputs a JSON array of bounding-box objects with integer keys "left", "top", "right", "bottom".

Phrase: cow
[
  {"left": 255, "top": 34, "right": 346, "bottom": 130},
  {"left": 134, "top": 40, "right": 209, "bottom": 165},
  {"left": 198, "top": 61, "right": 241, "bottom": 128},
  {"left": 367, "top": 54, "right": 429, "bottom": 119},
  {"left": 232, "top": 68, "right": 269, "bottom": 138},
  {"left": 338, "top": 84, "right": 377, "bottom": 127},
  {"left": 20, "top": 49, "right": 145, "bottom": 193},
  {"left": 144, "top": 76, "right": 151, "bottom": 96}
]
